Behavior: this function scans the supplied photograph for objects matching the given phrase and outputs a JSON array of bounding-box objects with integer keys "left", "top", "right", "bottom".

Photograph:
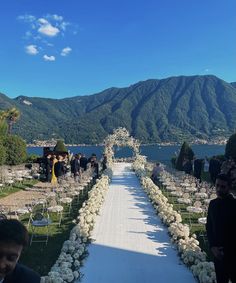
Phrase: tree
[
  {"left": 53, "top": 140, "right": 68, "bottom": 153},
  {"left": 0, "top": 140, "right": 6, "bottom": 165},
  {"left": 225, "top": 133, "right": 236, "bottom": 160},
  {"left": 2, "top": 135, "right": 27, "bottom": 165},
  {"left": 5, "top": 107, "right": 21, "bottom": 134},
  {"left": 0, "top": 110, "right": 8, "bottom": 136},
  {"left": 175, "top": 141, "right": 194, "bottom": 170}
]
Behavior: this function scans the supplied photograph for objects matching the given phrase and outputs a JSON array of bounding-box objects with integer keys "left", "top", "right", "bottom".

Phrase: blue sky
[{"left": 0, "top": 0, "right": 235, "bottom": 99}]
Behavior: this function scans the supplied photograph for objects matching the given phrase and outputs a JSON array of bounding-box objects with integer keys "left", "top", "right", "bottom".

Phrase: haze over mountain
[{"left": 1, "top": 75, "right": 236, "bottom": 144}]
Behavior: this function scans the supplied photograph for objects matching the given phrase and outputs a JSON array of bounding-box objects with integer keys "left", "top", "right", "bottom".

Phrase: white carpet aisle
[{"left": 79, "top": 163, "right": 196, "bottom": 283}]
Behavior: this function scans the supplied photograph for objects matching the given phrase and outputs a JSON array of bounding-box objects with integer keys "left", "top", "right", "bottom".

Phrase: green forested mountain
[{"left": 1, "top": 75, "right": 236, "bottom": 143}]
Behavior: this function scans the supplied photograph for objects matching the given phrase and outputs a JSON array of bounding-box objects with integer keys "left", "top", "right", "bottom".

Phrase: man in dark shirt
[
  {"left": 0, "top": 219, "right": 40, "bottom": 283},
  {"left": 206, "top": 174, "right": 236, "bottom": 283}
]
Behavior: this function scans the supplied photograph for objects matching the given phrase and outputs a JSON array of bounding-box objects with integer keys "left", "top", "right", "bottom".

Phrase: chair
[{"left": 29, "top": 212, "right": 51, "bottom": 245}]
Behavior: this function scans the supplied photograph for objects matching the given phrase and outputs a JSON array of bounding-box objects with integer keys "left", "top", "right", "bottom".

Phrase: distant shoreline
[{"left": 27, "top": 142, "right": 226, "bottom": 148}]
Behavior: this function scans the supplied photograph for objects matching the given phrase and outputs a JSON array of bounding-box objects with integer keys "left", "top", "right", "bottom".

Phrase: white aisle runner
[{"left": 80, "top": 163, "right": 196, "bottom": 283}]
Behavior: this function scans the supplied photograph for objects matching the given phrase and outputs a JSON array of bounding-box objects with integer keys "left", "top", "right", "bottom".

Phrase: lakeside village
[{"left": 27, "top": 136, "right": 228, "bottom": 147}]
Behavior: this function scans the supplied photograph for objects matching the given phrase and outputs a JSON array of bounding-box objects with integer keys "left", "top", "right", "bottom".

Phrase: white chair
[{"left": 29, "top": 212, "right": 51, "bottom": 245}]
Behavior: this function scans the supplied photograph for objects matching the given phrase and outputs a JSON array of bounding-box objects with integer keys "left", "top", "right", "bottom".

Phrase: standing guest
[
  {"left": 101, "top": 154, "right": 107, "bottom": 171},
  {"left": 182, "top": 158, "right": 192, "bottom": 174},
  {"left": 193, "top": 156, "right": 203, "bottom": 181},
  {"left": 71, "top": 154, "right": 81, "bottom": 180},
  {"left": 51, "top": 155, "right": 58, "bottom": 185},
  {"left": 44, "top": 154, "right": 52, "bottom": 182},
  {"left": 91, "top": 156, "right": 99, "bottom": 180},
  {"left": 0, "top": 219, "right": 41, "bottom": 283},
  {"left": 80, "top": 154, "right": 88, "bottom": 172},
  {"left": 206, "top": 174, "right": 236, "bottom": 283},
  {"left": 209, "top": 156, "right": 221, "bottom": 184},
  {"left": 54, "top": 155, "right": 66, "bottom": 184}
]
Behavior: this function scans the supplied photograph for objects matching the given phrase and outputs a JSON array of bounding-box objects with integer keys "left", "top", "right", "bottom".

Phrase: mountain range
[{"left": 0, "top": 75, "right": 236, "bottom": 144}]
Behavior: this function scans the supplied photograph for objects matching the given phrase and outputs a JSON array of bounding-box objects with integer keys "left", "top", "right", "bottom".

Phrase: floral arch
[{"left": 104, "top": 127, "right": 146, "bottom": 167}]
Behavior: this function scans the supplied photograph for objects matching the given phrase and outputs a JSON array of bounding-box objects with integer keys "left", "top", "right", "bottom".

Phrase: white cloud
[
  {"left": 61, "top": 47, "right": 72, "bottom": 56},
  {"left": 38, "top": 23, "right": 60, "bottom": 37},
  {"left": 60, "top": 21, "right": 70, "bottom": 31},
  {"left": 17, "top": 14, "right": 36, "bottom": 22},
  {"left": 43, "top": 54, "right": 56, "bottom": 61},
  {"left": 51, "top": 14, "right": 63, "bottom": 21},
  {"left": 38, "top": 18, "right": 49, "bottom": 25},
  {"left": 25, "top": 45, "right": 39, "bottom": 55}
]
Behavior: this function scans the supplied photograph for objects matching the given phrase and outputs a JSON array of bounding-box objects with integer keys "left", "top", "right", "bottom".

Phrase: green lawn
[
  {"left": 19, "top": 182, "right": 93, "bottom": 276},
  {"left": 0, "top": 179, "right": 38, "bottom": 198},
  {"left": 159, "top": 185, "right": 212, "bottom": 260}
]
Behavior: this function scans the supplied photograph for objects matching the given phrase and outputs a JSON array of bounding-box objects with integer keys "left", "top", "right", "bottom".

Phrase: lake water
[{"left": 27, "top": 144, "right": 225, "bottom": 165}]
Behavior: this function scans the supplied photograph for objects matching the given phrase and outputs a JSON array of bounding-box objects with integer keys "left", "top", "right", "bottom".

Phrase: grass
[
  {"left": 0, "top": 179, "right": 38, "bottom": 199},
  {"left": 19, "top": 182, "right": 94, "bottom": 276},
  {"left": 159, "top": 184, "right": 212, "bottom": 259}
]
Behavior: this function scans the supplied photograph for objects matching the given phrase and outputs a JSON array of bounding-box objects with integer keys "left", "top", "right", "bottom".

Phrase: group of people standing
[
  {"left": 43, "top": 152, "right": 108, "bottom": 184},
  {"left": 182, "top": 156, "right": 222, "bottom": 183}
]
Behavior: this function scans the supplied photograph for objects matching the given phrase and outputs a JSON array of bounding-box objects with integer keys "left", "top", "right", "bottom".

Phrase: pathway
[{"left": 80, "top": 163, "right": 196, "bottom": 283}]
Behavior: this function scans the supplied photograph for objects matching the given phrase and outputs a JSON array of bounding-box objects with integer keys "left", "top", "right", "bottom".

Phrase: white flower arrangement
[
  {"left": 41, "top": 174, "right": 111, "bottom": 283},
  {"left": 103, "top": 127, "right": 141, "bottom": 166},
  {"left": 133, "top": 162, "right": 216, "bottom": 283}
]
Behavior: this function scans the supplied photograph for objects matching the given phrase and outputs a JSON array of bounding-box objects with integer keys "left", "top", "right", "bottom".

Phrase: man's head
[
  {"left": 215, "top": 173, "right": 231, "bottom": 198},
  {"left": 0, "top": 219, "right": 29, "bottom": 279}
]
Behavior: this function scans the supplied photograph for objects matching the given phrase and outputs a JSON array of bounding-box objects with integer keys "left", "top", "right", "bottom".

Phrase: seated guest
[
  {"left": 0, "top": 219, "right": 41, "bottom": 283},
  {"left": 151, "top": 162, "right": 163, "bottom": 184}
]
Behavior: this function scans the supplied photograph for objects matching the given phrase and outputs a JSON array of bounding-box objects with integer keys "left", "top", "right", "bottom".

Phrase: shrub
[
  {"left": 53, "top": 140, "right": 68, "bottom": 153},
  {"left": 0, "top": 141, "right": 6, "bottom": 165},
  {"left": 25, "top": 154, "right": 40, "bottom": 163},
  {"left": 1, "top": 135, "right": 27, "bottom": 165},
  {"left": 225, "top": 133, "right": 236, "bottom": 160},
  {"left": 175, "top": 141, "right": 194, "bottom": 171}
]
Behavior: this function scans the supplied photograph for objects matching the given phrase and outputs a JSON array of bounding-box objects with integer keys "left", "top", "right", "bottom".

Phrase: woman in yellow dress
[{"left": 51, "top": 155, "right": 58, "bottom": 185}]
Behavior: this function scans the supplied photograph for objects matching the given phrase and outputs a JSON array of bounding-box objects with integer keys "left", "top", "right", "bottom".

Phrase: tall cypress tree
[{"left": 175, "top": 141, "right": 194, "bottom": 170}]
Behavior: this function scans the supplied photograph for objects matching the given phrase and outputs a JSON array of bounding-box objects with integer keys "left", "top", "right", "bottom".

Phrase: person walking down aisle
[
  {"left": 0, "top": 219, "right": 41, "bottom": 283},
  {"left": 206, "top": 174, "right": 236, "bottom": 283}
]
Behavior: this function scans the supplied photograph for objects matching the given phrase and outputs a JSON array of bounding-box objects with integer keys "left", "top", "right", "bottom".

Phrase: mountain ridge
[{"left": 0, "top": 75, "right": 235, "bottom": 144}]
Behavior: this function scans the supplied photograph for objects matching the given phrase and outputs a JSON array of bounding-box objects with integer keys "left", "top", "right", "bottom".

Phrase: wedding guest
[
  {"left": 71, "top": 154, "right": 81, "bottom": 180},
  {"left": 151, "top": 162, "right": 163, "bottom": 184},
  {"left": 0, "top": 219, "right": 41, "bottom": 283},
  {"left": 182, "top": 158, "right": 192, "bottom": 174},
  {"left": 209, "top": 156, "right": 221, "bottom": 184},
  {"left": 51, "top": 155, "right": 58, "bottom": 185},
  {"left": 44, "top": 153, "right": 52, "bottom": 182},
  {"left": 80, "top": 154, "right": 88, "bottom": 171},
  {"left": 101, "top": 154, "right": 107, "bottom": 171},
  {"left": 54, "top": 155, "right": 66, "bottom": 184},
  {"left": 206, "top": 174, "right": 236, "bottom": 283},
  {"left": 193, "top": 156, "right": 203, "bottom": 181}
]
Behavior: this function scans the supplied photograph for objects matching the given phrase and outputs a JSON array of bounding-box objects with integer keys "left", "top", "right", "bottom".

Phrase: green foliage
[
  {"left": 175, "top": 141, "right": 194, "bottom": 170},
  {"left": 54, "top": 139, "right": 68, "bottom": 152},
  {"left": 225, "top": 133, "right": 236, "bottom": 159},
  {"left": 26, "top": 153, "right": 40, "bottom": 163},
  {"left": 0, "top": 120, "right": 8, "bottom": 136},
  {"left": 2, "top": 75, "right": 236, "bottom": 143},
  {"left": 1, "top": 135, "right": 27, "bottom": 165},
  {"left": 0, "top": 140, "right": 6, "bottom": 165}
]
